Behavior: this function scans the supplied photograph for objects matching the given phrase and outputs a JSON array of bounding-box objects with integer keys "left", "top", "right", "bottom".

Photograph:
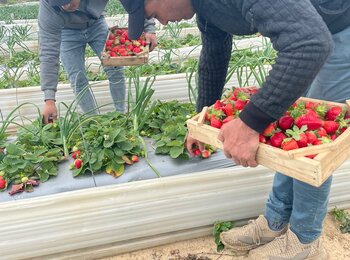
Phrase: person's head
[
  {"left": 120, "top": 0, "right": 195, "bottom": 39},
  {"left": 48, "top": 0, "right": 81, "bottom": 12}
]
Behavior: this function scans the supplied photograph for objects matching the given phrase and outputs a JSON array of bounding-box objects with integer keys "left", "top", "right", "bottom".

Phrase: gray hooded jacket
[{"left": 39, "top": 0, "right": 155, "bottom": 101}]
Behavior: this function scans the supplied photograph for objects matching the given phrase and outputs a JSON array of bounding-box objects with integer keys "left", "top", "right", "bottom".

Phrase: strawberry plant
[{"left": 213, "top": 220, "right": 235, "bottom": 252}]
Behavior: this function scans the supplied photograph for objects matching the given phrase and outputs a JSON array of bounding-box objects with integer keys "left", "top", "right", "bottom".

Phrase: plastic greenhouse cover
[{"left": 0, "top": 139, "right": 234, "bottom": 202}]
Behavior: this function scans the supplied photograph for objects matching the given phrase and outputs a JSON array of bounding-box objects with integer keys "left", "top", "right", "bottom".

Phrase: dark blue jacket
[{"left": 192, "top": 0, "right": 350, "bottom": 132}]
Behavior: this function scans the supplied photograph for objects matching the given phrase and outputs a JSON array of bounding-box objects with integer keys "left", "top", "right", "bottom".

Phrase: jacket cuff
[
  {"left": 44, "top": 89, "right": 56, "bottom": 101},
  {"left": 239, "top": 101, "right": 276, "bottom": 133}
]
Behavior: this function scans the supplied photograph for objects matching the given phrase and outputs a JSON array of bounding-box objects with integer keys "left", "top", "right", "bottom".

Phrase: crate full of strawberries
[
  {"left": 101, "top": 26, "right": 149, "bottom": 66},
  {"left": 186, "top": 86, "right": 350, "bottom": 187}
]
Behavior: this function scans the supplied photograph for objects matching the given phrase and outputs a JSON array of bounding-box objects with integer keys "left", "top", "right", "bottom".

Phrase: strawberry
[
  {"left": 222, "top": 116, "right": 234, "bottom": 124},
  {"left": 223, "top": 103, "right": 234, "bottom": 116},
  {"left": 259, "top": 134, "right": 267, "bottom": 143},
  {"left": 72, "top": 150, "right": 81, "bottom": 159},
  {"left": 201, "top": 149, "right": 211, "bottom": 159},
  {"left": 270, "top": 132, "right": 287, "bottom": 148},
  {"left": 285, "top": 125, "right": 308, "bottom": 148},
  {"left": 305, "top": 131, "right": 318, "bottom": 144},
  {"left": 294, "top": 114, "right": 323, "bottom": 130},
  {"left": 323, "top": 121, "right": 339, "bottom": 134},
  {"left": 278, "top": 115, "right": 294, "bottom": 130},
  {"left": 316, "top": 127, "right": 328, "bottom": 138},
  {"left": 74, "top": 159, "right": 82, "bottom": 169},
  {"left": 210, "top": 116, "right": 223, "bottom": 129},
  {"left": 263, "top": 122, "right": 276, "bottom": 137},
  {"left": 313, "top": 137, "right": 332, "bottom": 145},
  {"left": 234, "top": 99, "right": 247, "bottom": 110},
  {"left": 131, "top": 155, "right": 139, "bottom": 162},
  {"left": 305, "top": 101, "right": 316, "bottom": 109},
  {"left": 305, "top": 154, "right": 317, "bottom": 159},
  {"left": 194, "top": 149, "right": 201, "bottom": 156},
  {"left": 281, "top": 139, "right": 299, "bottom": 151},
  {"left": 213, "top": 100, "right": 223, "bottom": 110},
  {"left": 326, "top": 106, "right": 343, "bottom": 121},
  {"left": 0, "top": 178, "right": 6, "bottom": 189}
]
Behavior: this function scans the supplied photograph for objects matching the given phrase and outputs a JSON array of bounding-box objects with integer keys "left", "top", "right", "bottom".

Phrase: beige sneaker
[
  {"left": 248, "top": 228, "right": 328, "bottom": 260},
  {"left": 220, "top": 215, "right": 287, "bottom": 254}
]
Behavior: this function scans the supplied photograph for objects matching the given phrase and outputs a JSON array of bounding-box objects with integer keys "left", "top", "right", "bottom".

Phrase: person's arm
[
  {"left": 195, "top": 15, "right": 233, "bottom": 113},
  {"left": 143, "top": 18, "right": 157, "bottom": 51},
  {"left": 38, "top": 1, "right": 64, "bottom": 102},
  {"left": 239, "top": 0, "right": 333, "bottom": 133},
  {"left": 38, "top": 1, "right": 65, "bottom": 123}
]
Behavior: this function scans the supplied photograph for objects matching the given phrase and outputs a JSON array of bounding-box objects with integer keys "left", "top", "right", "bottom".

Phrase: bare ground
[{"left": 101, "top": 211, "right": 350, "bottom": 260}]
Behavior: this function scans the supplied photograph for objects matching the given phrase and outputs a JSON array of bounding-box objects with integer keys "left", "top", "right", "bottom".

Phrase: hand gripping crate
[
  {"left": 187, "top": 97, "right": 350, "bottom": 187},
  {"left": 101, "top": 26, "right": 149, "bottom": 66}
]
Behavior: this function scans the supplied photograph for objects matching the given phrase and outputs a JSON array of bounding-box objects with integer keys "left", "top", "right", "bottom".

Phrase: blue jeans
[
  {"left": 60, "top": 16, "right": 125, "bottom": 113},
  {"left": 265, "top": 26, "right": 350, "bottom": 244}
]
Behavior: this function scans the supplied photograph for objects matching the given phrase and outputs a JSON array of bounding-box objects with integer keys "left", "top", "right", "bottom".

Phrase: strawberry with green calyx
[
  {"left": 270, "top": 132, "right": 287, "bottom": 148},
  {"left": 72, "top": 150, "right": 81, "bottom": 159},
  {"left": 262, "top": 122, "right": 277, "bottom": 137},
  {"left": 278, "top": 115, "right": 294, "bottom": 130},
  {"left": 281, "top": 138, "right": 299, "bottom": 151},
  {"left": 313, "top": 103, "right": 328, "bottom": 118},
  {"left": 323, "top": 121, "right": 339, "bottom": 134},
  {"left": 315, "top": 127, "right": 328, "bottom": 138},
  {"left": 222, "top": 103, "right": 234, "bottom": 116},
  {"left": 211, "top": 116, "right": 223, "bottom": 129},
  {"left": 233, "top": 99, "right": 247, "bottom": 110},
  {"left": 305, "top": 101, "right": 317, "bottom": 110},
  {"left": 285, "top": 125, "right": 308, "bottom": 148},
  {"left": 326, "top": 106, "right": 344, "bottom": 121},
  {"left": 213, "top": 100, "right": 223, "bottom": 110}
]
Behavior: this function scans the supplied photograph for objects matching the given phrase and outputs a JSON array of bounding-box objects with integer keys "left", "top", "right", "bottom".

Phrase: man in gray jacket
[
  {"left": 39, "top": 0, "right": 157, "bottom": 123},
  {"left": 120, "top": 0, "right": 350, "bottom": 259}
]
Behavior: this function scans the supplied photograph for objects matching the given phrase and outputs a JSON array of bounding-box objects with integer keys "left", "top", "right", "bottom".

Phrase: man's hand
[
  {"left": 42, "top": 99, "right": 58, "bottom": 124},
  {"left": 185, "top": 133, "right": 205, "bottom": 156},
  {"left": 145, "top": 33, "right": 157, "bottom": 51},
  {"left": 218, "top": 118, "right": 260, "bottom": 167}
]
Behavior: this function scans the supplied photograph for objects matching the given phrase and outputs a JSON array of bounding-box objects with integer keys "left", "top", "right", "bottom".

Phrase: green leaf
[
  {"left": 117, "top": 141, "right": 134, "bottom": 151},
  {"left": 166, "top": 140, "right": 183, "bottom": 147},
  {"left": 169, "top": 146, "right": 184, "bottom": 158}
]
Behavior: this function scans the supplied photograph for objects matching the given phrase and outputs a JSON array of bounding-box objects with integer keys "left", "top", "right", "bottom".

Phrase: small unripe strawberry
[
  {"left": 0, "top": 171, "right": 4, "bottom": 177},
  {"left": 21, "top": 177, "right": 28, "bottom": 183},
  {"left": 72, "top": 146, "right": 79, "bottom": 152},
  {"left": 131, "top": 155, "right": 139, "bottom": 162},
  {"left": 201, "top": 149, "right": 211, "bottom": 159},
  {"left": 74, "top": 159, "right": 82, "bottom": 169}
]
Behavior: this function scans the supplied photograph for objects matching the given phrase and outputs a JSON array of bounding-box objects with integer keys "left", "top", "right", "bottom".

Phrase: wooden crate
[
  {"left": 101, "top": 26, "right": 149, "bottom": 66},
  {"left": 187, "top": 97, "right": 350, "bottom": 187}
]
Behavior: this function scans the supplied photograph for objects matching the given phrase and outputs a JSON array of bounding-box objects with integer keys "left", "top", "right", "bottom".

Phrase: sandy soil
[{"left": 102, "top": 211, "right": 350, "bottom": 260}]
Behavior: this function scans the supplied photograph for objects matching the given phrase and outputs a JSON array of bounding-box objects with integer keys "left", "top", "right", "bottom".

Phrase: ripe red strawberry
[
  {"left": 305, "top": 101, "right": 316, "bottom": 109},
  {"left": 72, "top": 150, "right": 81, "bottom": 159},
  {"left": 305, "top": 154, "right": 317, "bottom": 159},
  {"left": 131, "top": 155, "right": 139, "bottom": 162},
  {"left": 296, "top": 133, "right": 308, "bottom": 148},
  {"left": 263, "top": 123, "right": 276, "bottom": 137},
  {"left": 194, "top": 149, "right": 201, "bottom": 156},
  {"left": 270, "top": 132, "right": 287, "bottom": 148},
  {"left": 294, "top": 114, "right": 323, "bottom": 130},
  {"left": 0, "top": 178, "right": 7, "bottom": 189},
  {"left": 74, "top": 159, "right": 82, "bottom": 169},
  {"left": 313, "top": 137, "right": 332, "bottom": 145},
  {"left": 201, "top": 149, "right": 211, "bottom": 159},
  {"left": 259, "top": 134, "right": 267, "bottom": 143},
  {"left": 326, "top": 106, "right": 343, "bottom": 121},
  {"left": 278, "top": 115, "right": 294, "bottom": 130},
  {"left": 323, "top": 121, "right": 339, "bottom": 134},
  {"left": 316, "top": 127, "right": 328, "bottom": 138},
  {"left": 281, "top": 139, "right": 299, "bottom": 151},
  {"left": 213, "top": 100, "right": 223, "bottom": 110},
  {"left": 305, "top": 131, "right": 317, "bottom": 144},
  {"left": 211, "top": 116, "right": 223, "bottom": 129},
  {"left": 223, "top": 116, "right": 234, "bottom": 124},
  {"left": 223, "top": 103, "right": 234, "bottom": 116},
  {"left": 234, "top": 100, "right": 247, "bottom": 110}
]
